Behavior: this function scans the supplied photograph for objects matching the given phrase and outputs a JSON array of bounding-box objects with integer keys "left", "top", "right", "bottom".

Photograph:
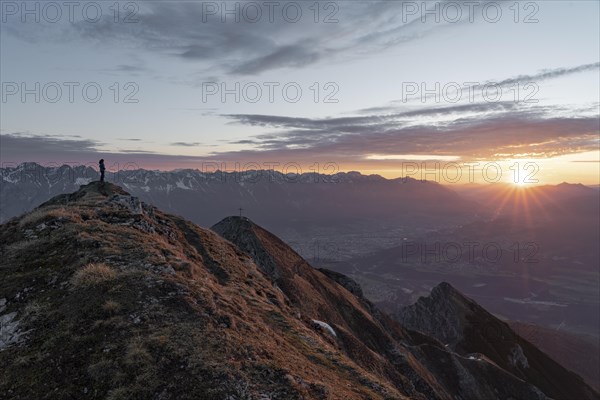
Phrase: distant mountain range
[
  {"left": 0, "top": 163, "right": 477, "bottom": 231},
  {"left": 1, "top": 162, "right": 483, "bottom": 263},
  {"left": 1, "top": 181, "right": 597, "bottom": 399}
]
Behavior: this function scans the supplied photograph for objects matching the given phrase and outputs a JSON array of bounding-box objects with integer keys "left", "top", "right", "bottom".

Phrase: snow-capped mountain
[{"left": 1, "top": 163, "right": 478, "bottom": 231}]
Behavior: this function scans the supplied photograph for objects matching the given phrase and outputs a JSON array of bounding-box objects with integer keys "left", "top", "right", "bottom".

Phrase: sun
[
  {"left": 506, "top": 160, "right": 540, "bottom": 187},
  {"left": 511, "top": 177, "right": 536, "bottom": 187},
  {"left": 508, "top": 172, "right": 537, "bottom": 187}
]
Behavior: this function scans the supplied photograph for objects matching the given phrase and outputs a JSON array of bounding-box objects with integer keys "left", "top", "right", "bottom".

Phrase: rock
[
  {"left": 107, "top": 195, "right": 144, "bottom": 215},
  {"left": 0, "top": 312, "right": 23, "bottom": 350},
  {"left": 132, "top": 219, "right": 156, "bottom": 234},
  {"left": 143, "top": 263, "right": 175, "bottom": 276},
  {"left": 23, "top": 229, "right": 38, "bottom": 240},
  {"left": 509, "top": 344, "right": 529, "bottom": 369},
  {"left": 36, "top": 219, "right": 63, "bottom": 231}
]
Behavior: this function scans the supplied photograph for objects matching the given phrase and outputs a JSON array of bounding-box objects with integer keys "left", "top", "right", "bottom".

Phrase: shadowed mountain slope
[{"left": 396, "top": 282, "right": 598, "bottom": 400}]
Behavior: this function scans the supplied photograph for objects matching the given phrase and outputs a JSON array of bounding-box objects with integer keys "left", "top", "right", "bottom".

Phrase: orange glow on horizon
[{"left": 349, "top": 151, "right": 600, "bottom": 186}]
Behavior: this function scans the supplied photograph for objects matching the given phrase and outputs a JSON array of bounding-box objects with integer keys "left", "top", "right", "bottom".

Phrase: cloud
[
  {"left": 1, "top": 133, "right": 151, "bottom": 161},
  {"left": 490, "top": 62, "right": 600, "bottom": 88},
  {"left": 67, "top": 2, "right": 331, "bottom": 76},
  {"left": 0, "top": 133, "right": 101, "bottom": 158},
  {"left": 229, "top": 43, "right": 324, "bottom": 75},
  {"left": 98, "top": 63, "right": 150, "bottom": 77},
  {"left": 232, "top": 140, "right": 259, "bottom": 145},
  {"left": 225, "top": 102, "right": 519, "bottom": 132},
  {"left": 3, "top": 1, "right": 597, "bottom": 83},
  {"left": 390, "top": 63, "right": 600, "bottom": 104},
  {"left": 171, "top": 142, "right": 202, "bottom": 147},
  {"left": 218, "top": 103, "right": 600, "bottom": 161},
  {"left": 3, "top": 1, "right": 475, "bottom": 76},
  {"left": 0, "top": 132, "right": 205, "bottom": 169},
  {"left": 3, "top": 102, "right": 598, "bottom": 172},
  {"left": 113, "top": 64, "right": 147, "bottom": 73},
  {"left": 112, "top": 149, "right": 158, "bottom": 154}
]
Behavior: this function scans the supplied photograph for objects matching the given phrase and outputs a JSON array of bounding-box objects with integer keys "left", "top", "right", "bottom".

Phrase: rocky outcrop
[
  {"left": 0, "top": 312, "right": 24, "bottom": 350},
  {"left": 396, "top": 282, "right": 467, "bottom": 347},
  {"left": 106, "top": 194, "right": 144, "bottom": 215},
  {"left": 212, "top": 216, "right": 282, "bottom": 282},
  {"left": 317, "top": 268, "right": 364, "bottom": 299}
]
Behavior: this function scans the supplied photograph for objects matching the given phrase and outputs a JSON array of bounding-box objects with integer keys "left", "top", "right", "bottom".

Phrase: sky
[{"left": 1, "top": 0, "right": 599, "bottom": 185}]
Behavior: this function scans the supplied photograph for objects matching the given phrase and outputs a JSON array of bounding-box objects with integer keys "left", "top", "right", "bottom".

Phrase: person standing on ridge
[{"left": 99, "top": 159, "right": 106, "bottom": 183}]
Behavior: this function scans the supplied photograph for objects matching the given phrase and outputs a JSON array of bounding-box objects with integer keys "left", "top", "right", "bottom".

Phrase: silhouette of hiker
[{"left": 99, "top": 159, "right": 106, "bottom": 183}]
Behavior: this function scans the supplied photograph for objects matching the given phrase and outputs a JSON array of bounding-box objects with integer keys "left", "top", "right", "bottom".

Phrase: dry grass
[
  {"left": 18, "top": 209, "right": 49, "bottom": 227},
  {"left": 19, "top": 206, "right": 78, "bottom": 227},
  {"left": 23, "top": 301, "right": 44, "bottom": 320},
  {"left": 88, "top": 359, "right": 118, "bottom": 382},
  {"left": 102, "top": 300, "right": 121, "bottom": 315},
  {"left": 6, "top": 238, "right": 42, "bottom": 253},
  {"left": 124, "top": 338, "right": 153, "bottom": 367},
  {"left": 71, "top": 263, "right": 118, "bottom": 287},
  {"left": 105, "top": 387, "right": 130, "bottom": 400}
]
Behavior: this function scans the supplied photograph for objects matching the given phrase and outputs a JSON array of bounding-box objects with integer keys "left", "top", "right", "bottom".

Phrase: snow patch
[
  {"left": 312, "top": 320, "right": 337, "bottom": 337},
  {"left": 75, "top": 177, "right": 92, "bottom": 186},
  {"left": 2, "top": 175, "right": 18, "bottom": 184},
  {"left": 176, "top": 180, "right": 191, "bottom": 190},
  {"left": 504, "top": 297, "right": 567, "bottom": 307}
]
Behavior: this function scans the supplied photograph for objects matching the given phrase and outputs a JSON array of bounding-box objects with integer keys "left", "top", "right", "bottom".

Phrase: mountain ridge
[{"left": 1, "top": 181, "right": 597, "bottom": 399}]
